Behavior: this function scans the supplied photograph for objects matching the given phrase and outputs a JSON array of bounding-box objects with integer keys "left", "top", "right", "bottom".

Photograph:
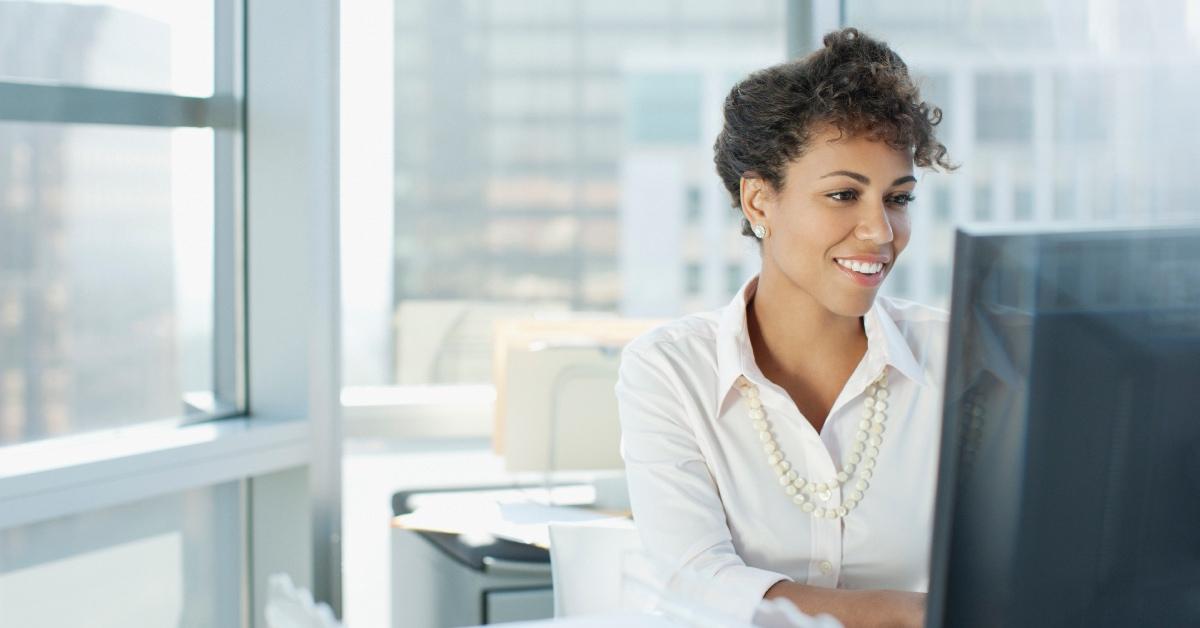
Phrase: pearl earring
[{"left": 752, "top": 224, "right": 768, "bottom": 239}]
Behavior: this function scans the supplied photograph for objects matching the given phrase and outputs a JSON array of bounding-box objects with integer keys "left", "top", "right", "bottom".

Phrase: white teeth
[{"left": 836, "top": 259, "right": 885, "bottom": 275}]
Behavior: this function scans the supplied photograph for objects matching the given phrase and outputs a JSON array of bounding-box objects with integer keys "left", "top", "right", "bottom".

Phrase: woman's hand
[{"left": 764, "top": 581, "right": 925, "bottom": 628}]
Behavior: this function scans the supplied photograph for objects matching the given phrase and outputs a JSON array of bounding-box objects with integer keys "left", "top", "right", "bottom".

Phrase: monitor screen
[{"left": 927, "top": 226, "right": 1200, "bottom": 627}]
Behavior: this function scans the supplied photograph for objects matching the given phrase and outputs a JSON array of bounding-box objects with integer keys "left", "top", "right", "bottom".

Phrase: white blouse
[{"left": 615, "top": 275, "right": 949, "bottom": 622}]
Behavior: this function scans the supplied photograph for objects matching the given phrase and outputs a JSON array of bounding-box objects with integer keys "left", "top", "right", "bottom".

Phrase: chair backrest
[{"left": 548, "top": 517, "right": 644, "bottom": 617}]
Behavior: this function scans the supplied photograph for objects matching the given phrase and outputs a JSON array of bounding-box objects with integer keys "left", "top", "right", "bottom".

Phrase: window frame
[
  {"left": 0, "top": 2, "right": 245, "bottom": 432},
  {"left": 0, "top": 0, "right": 254, "bottom": 512},
  {"left": 0, "top": 0, "right": 344, "bottom": 623}
]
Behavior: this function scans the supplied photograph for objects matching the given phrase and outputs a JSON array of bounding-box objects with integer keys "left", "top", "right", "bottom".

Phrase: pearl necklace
[{"left": 737, "top": 372, "right": 890, "bottom": 520}]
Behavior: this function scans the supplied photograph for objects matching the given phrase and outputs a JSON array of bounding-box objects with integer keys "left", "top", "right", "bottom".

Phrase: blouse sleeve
[{"left": 615, "top": 342, "right": 790, "bottom": 623}]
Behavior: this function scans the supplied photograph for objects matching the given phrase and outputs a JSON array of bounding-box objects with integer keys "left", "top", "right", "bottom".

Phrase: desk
[
  {"left": 390, "top": 483, "right": 620, "bottom": 627},
  {"left": 471, "top": 613, "right": 675, "bottom": 627}
]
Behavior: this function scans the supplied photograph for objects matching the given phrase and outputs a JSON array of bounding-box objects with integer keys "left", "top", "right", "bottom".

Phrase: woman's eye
[
  {"left": 888, "top": 193, "right": 916, "bottom": 207},
  {"left": 827, "top": 190, "right": 857, "bottom": 202}
]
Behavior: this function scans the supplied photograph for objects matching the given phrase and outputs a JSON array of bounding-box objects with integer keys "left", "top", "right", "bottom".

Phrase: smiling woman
[{"left": 616, "top": 27, "right": 955, "bottom": 628}]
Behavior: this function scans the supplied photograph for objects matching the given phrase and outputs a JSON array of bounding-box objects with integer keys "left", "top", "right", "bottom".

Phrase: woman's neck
[{"left": 747, "top": 267, "right": 867, "bottom": 383}]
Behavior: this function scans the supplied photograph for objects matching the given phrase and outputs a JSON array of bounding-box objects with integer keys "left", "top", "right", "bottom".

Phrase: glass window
[
  {"left": 487, "top": 33, "right": 574, "bottom": 70},
  {"left": 626, "top": 72, "right": 702, "bottom": 144},
  {"left": 726, "top": 263, "right": 744, "bottom": 295},
  {"left": 0, "top": 482, "right": 241, "bottom": 626},
  {"left": 362, "top": 0, "right": 786, "bottom": 387},
  {"left": 489, "top": 78, "right": 575, "bottom": 116},
  {"left": 1054, "top": 70, "right": 1108, "bottom": 143},
  {"left": 975, "top": 72, "right": 1033, "bottom": 144},
  {"left": 933, "top": 185, "right": 952, "bottom": 223},
  {"left": 685, "top": 186, "right": 702, "bottom": 224},
  {"left": 888, "top": 265, "right": 910, "bottom": 296},
  {"left": 0, "top": 1, "right": 214, "bottom": 97},
  {"left": 846, "top": 0, "right": 1200, "bottom": 307},
  {"left": 1013, "top": 186, "right": 1033, "bottom": 221},
  {"left": 973, "top": 184, "right": 992, "bottom": 221},
  {"left": 685, "top": 263, "right": 702, "bottom": 295},
  {"left": 0, "top": 123, "right": 215, "bottom": 445},
  {"left": 1054, "top": 184, "right": 1075, "bottom": 221}
]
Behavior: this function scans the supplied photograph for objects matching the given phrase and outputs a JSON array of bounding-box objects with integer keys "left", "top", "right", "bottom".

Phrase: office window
[
  {"left": 486, "top": 33, "right": 575, "bottom": 70},
  {"left": 847, "top": 0, "right": 1200, "bottom": 306},
  {"left": 685, "top": 185, "right": 702, "bottom": 224},
  {"left": 626, "top": 72, "right": 703, "bottom": 144},
  {"left": 1054, "top": 70, "right": 1108, "bottom": 143},
  {"left": 726, "top": 263, "right": 744, "bottom": 295},
  {"left": 685, "top": 263, "right": 702, "bottom": 296},
  {"left": 888, "top": 265, "right": 910, "bottom": 296},
  {"left": 0, "top": 123, "right": 215, "bottom": 444},
  {"left": 975, "top": 73, "right": 1033, "bottom": 144},
  {"left": 932, "top": 185, "right": 952, "bottom": 223},
  {"left": 489, "top": 78, "right": 575, "bottom": 116},
  {"left": 353, "top": 0, "right": 786, "bottom": 388},
  {"left": 0, "top": 482, "right": 241, "bottom": 626},
  {"left": 973, "top": 184, "right": 992, "bottom": 222},
  {"left": 1054, "top": 184, "right": 1076, "bottom": 221},
  {"left": 0, "top": 1, "right": 239, "bottom": 446},
  {"left": 1014, "top": 186, "right": 1034, "bottom": 221},
  {"left": 932, "top": 262, "right": 950, "bottom": 300},
  {"left": 0, "top": 2, "right": 214, "bottom": 96},
  {"left": 351, "top": 0, "right": 1200, "bottom": 395},
  {"left": 4, "top": 3, "right": 333, "bottom": 624},
  {"left": 580, "top": 77, "right": 623, "bottom": 115}
]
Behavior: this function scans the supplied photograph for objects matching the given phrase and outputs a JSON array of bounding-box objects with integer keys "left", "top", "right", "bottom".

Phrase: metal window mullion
[
  {"left": 214, "top": 4, "right": 250, "bottom": 628},
  {"left": 0, "top": 81, "right": 237, "bottom": 128},
  {"left": 214, "top": 0, "right": 247, "bottom": 418}
]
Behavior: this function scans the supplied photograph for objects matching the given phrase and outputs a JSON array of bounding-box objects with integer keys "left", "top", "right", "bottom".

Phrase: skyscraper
[{"left": 0, "top": 2, "right": 181, "bottom": 444}]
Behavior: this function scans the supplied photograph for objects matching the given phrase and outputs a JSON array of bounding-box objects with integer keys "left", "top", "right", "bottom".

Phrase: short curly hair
[{"left": 713, "top": 27, "right": 955, "bottom": 237}]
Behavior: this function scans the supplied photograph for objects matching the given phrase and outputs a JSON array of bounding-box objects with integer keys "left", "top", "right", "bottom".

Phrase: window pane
[
  {"left": 344, "top": 0, "right": 785, "bottom": 387},
  {"left": 847, "top": 0, "right": 1200, "bottom": 308},
  {"left": 0, "top": 1, "right": 214, "bottom": 97},
  {"left": 0, "top": 482, "right": 241, "bottom": 627},
  {"left": 0, "top": 123, "right": 215, "bottom": 445}
]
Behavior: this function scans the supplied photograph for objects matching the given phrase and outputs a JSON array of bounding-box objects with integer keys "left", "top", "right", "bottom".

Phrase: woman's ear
[{"left": 740, "top": 176, "right": 771, "bottom": 226}]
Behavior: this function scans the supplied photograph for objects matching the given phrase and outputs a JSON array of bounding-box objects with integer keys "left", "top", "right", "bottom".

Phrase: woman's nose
[{"left": 855, "top": 200, "right": 894, "bottom": 244}]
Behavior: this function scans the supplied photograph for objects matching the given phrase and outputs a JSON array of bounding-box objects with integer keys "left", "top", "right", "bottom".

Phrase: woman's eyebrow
[
  {"left": 820, "top": 170, "right": 917, "bottom": 187},
  {"left": 821, "top": 170, "right": 870, "bottom": 184}
]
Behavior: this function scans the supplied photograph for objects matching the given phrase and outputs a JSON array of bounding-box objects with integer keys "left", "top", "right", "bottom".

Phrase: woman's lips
[{"left": 833, "top": 258, "right": 886, "bottom": 287}]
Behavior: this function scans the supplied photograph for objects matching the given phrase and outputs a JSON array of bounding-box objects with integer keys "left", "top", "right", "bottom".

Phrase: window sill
[
  {"left": 341, "top": 384, "right": 495, "bottom": 439},
  {"left": 0, "top": 417, "right": 310, "bottom": 529}
]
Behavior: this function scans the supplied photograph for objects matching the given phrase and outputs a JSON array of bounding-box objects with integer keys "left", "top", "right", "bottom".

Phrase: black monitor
[{"left": 926, "top": 225, "right": 1200, "bottom": 628}]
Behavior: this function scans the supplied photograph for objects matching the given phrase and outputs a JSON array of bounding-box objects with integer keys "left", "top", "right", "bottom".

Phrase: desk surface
[
  {"left": 392, "top": 484, "right": 626, "bottom": 548},
  {"left": 476, "top": 613, "right": 674, "bottom": 627}
]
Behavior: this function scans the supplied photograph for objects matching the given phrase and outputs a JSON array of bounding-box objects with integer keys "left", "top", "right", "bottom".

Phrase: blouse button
[{"left": 818, "top": 560, "right": 834, "bottom": 575}]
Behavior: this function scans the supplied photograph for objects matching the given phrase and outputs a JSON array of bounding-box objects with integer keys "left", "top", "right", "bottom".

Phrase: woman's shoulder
[
  {"left": 617, "top": 311, "right": 723, "bottom": 428},
  {"left": 875, "top": 295, "right": 949, "bottom": 327},
  {"left": 875, "top": 295, "right": 950, "bottom": 384},
  {"left": 624, "top": 311, "right": 721, "bottom": 361}
]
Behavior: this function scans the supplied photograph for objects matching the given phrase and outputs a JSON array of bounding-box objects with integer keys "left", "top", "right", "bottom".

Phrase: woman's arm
[
  {"left": 764, "top": 581, "right": 925, "bottom": 628},
  {"left": 616, "top": 343, "right": 791, "bottom": 622}
]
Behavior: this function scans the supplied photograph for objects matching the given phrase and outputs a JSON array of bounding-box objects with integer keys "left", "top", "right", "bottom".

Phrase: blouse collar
[{"left": 715, "top": 274, "right": 930, "bottom": 410}]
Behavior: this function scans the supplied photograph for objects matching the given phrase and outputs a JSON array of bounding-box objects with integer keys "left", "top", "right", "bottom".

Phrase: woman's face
[{"left": 742, "top": 125, "right": 916, "bottom": 318}]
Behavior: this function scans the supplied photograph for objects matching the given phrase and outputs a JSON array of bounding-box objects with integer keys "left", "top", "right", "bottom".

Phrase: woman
[{"left": 615, "top": 28, "right": 955, "bottom": 628}]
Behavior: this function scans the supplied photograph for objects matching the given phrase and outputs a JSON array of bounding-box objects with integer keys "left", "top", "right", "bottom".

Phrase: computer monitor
[{"left": 927, "top": 225, "right": 1200, "bottom": 628}]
